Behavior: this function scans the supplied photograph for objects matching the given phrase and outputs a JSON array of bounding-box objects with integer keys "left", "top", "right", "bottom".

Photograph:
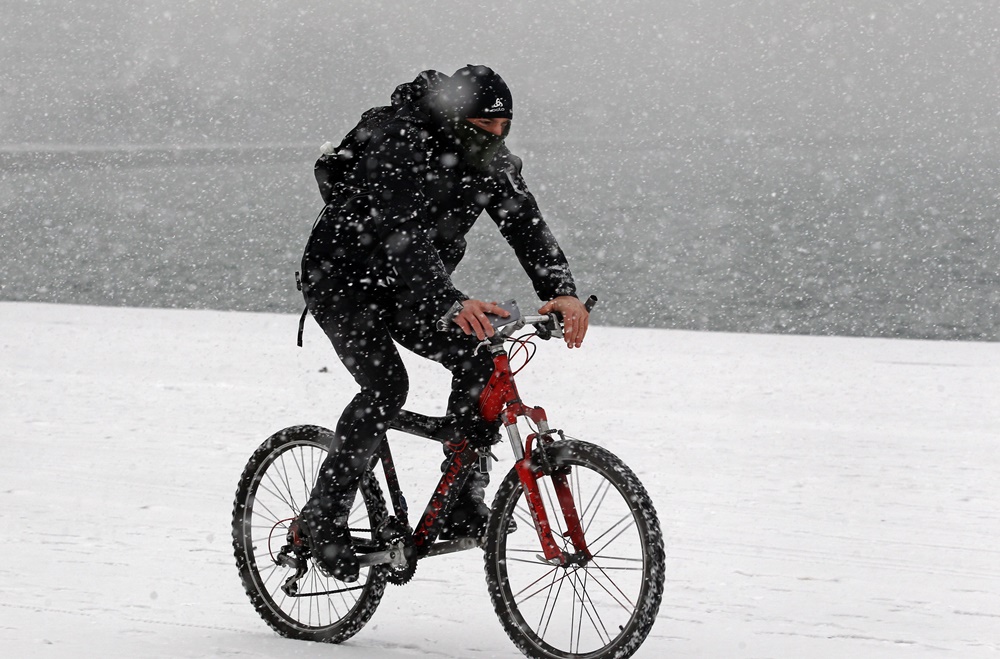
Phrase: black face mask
[{"left": 450, "top": 120, "right": 508, "bottom": 171}]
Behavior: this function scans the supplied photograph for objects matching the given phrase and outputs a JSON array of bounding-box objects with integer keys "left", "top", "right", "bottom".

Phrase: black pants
[{"left": 304, "top": 282, "right": 496, "bottom": 511}]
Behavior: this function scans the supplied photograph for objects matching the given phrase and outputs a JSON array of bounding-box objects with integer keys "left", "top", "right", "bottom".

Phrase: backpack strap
[
  {"left": 294, "top": 270, "right": 308, "bottom": 347},
  {"left": 297, "top": 305, "right": 309, "bottom": 347}
]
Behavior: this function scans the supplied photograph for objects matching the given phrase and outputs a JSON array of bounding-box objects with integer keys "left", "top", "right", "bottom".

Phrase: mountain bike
[{"left": 232, "top": 296, "right": 665, "bottom": 659}]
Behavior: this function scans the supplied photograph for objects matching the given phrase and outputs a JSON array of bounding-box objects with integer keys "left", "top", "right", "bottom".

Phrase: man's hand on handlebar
[
  {"left": 539, "top": 296, "right": 590, "bottom": 348},
  {"left": 453, "top": 299, "right": 511, "bottom": 340}
]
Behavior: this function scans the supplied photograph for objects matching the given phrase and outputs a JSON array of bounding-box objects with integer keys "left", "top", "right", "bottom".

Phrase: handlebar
[{"left": 436, "top": 295, "right": 598, "bottom": 340}]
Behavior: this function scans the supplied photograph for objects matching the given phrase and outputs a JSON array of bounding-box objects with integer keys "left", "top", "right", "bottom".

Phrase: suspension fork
[
  {"left": 483, "top": 342, "right": 590, "bottom": 565},
  {"left": 504, "top": 413, "right": 591, "bottom": 566}
]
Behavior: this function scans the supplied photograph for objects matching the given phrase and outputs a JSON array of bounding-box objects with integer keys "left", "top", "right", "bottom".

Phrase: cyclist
[{"left": 298, "top": 64, "right": 590, "bottom": 581}]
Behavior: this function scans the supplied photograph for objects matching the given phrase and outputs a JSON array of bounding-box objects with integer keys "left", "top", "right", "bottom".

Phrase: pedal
[{"left": 477, "top": 451, "right": 493, "bottom": 474}]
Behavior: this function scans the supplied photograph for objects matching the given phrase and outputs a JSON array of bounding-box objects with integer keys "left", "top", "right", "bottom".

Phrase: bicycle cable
[{"left": 506, "top": 333, "right": 538, "bottom": 376}]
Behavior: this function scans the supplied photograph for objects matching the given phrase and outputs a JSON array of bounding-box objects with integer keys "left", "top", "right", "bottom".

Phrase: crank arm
[
  {"left": 356, "top": 542, "right": 409, "bottom": 569},
  {"left": 422, "top": 537, "right": 481, "bottom": 557}
]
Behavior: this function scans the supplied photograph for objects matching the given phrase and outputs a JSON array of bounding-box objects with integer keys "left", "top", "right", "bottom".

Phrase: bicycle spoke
[
  {"left": 515, "top": 567, "right": 585, "bottom": 608},
  {"left": 572, "top": 465, "right": 587, "bottom": 554},
  {"left": 569, "top": 567, "right": 582, "bottom": 651},
  {"left": 259, "top": 561, "right": 284, "bottom": 592},
  {"left": 580, "top": 560, "right": 637, "bottom": 613},
  {"left": 248, "top": 522, "right": 289, "bottom": 536},
  {"left": 251, "top": 548, "right": 276, "bottom": 564},
  {"left": 580, "top": 477, "right": 613, "bottom": 535},
  {"left": 568, "top": 568, "right": 585, "bottom": 651},
  {"left": 587, "top": 512, "right": 636, "bottom": 557},
  {"left": 306, "top": 578, "right": 315, "bottom": 624},
  {"left": 587, "top": 554, "right": 643, "bottom": 563},
  {"left": 511, "top": 564, "right": 561, "bottom": 604},
  {"left": 504, "top": 549, "right": 580, "bottom": 567},
  {"left": 538, "top": 565, "right": 567, "bottom": 639},
  {"left": 541, "top": 478, "right": 567, "bottom": 538},
  {"left": 512, "top": 502, "right": 537, "bottom": 532},
  {"left": 276, "top": 452, "right": 299, "bottom": 514},
  {"left": 288, "top": 452, "right": 306, "bottom": 515},
  {"left": 256, "top": 477, "right": 296, "bottom": 521},
  {"left": 569, "top": 567, "right": 613, "bottom": 649},
  {"left": 270, "top": 453, "right": 298, "bottom": 512}
]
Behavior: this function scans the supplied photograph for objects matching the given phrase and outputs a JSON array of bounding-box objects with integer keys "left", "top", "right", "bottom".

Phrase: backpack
[
  {"left": 313, "top": 70, "right": 446, "bottom": 205},
  {"left": 298, "top": 71, "right": 447, "bottom": 346}
]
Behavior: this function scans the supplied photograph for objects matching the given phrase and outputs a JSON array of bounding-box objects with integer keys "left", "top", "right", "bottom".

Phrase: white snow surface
[{"left": 2, "top": 302, "right": 999, "bottom": 658}]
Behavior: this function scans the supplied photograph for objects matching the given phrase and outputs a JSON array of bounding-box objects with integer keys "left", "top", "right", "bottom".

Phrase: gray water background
[{"left": 2, "top": 135, "right": 997, "bottom": 341}]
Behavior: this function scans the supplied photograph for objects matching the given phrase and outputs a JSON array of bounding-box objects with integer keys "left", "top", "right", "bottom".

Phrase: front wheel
[
  {"left": 232, "top": 425, "right": 388, "bottom": 643},
  {"left": 484, "top": 439, "right": 664, "bottom": 659}
]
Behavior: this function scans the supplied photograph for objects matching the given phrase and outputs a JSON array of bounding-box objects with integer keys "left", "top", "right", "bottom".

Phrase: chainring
[{"left": 378, "top": 517, "right": 417, "bottom": 585}]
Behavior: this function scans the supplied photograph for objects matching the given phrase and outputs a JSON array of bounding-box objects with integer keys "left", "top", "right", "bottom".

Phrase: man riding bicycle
[{"left": 298, "top": 64, "right": 590, "bottom": 582}]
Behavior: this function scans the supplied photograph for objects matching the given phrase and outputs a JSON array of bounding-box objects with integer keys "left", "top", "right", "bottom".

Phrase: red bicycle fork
[
  {"left": 515, "top": 431, "right": 592, "bottom": 566},
  {"left": 480, "top": 350, "right": 592, "bottom": 566}
]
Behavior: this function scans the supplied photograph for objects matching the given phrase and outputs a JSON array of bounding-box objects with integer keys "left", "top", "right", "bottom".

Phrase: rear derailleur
[{"left": 276, "top": 519, "right": 311, "bottom": 596}]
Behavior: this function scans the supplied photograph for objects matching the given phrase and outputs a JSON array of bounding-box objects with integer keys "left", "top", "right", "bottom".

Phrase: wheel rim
[
  {"left": 496, "top": 460, "right": 652, "bottom": 657},
  {"left": 238, "top": 439, "right": 377, "bottom": 630}
]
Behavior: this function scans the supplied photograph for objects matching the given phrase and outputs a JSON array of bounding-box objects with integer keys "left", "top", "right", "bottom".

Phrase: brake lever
[
  {"left": 548, "top": 313, "right": 564, "bottom": 339},
  {"left": 536, "top": 318, "right": 553, "bottom": 341}
]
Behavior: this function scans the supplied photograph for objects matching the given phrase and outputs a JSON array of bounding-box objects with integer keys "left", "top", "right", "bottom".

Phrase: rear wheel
[
  {"left": 232, "top": 425, "right": 388, "bottom": 643},
  {"left": 484, "top": 439, "right": 664, "bottom": 659}
]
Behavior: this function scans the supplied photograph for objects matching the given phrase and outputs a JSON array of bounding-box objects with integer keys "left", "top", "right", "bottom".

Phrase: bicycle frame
[
  {"left": 372, "top": 424, "right": 484, "bottom": 557},
  {"left": 376, "top": 335, "right": 592, "bottom": 567}
]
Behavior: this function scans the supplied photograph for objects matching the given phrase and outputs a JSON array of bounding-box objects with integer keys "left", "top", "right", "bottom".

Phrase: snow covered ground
[{"left": 2, "top": 301, "right": 998, "bottom": 658}]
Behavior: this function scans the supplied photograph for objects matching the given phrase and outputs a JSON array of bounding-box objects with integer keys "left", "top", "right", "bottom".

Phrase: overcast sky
[{"left": 2, "top": 0, "right": 998, "bottom": 146}]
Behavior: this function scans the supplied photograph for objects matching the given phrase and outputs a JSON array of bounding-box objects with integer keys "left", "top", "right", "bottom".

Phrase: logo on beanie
[{"left": 483, "top": 98, "right": 505, "bottom": 113}]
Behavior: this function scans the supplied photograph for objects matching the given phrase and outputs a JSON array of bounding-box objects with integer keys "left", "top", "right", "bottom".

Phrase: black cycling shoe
[
  {"left": 297, "top": 481, "right": 362, "bottom": 582},
  {"left": 440, "top": 498, "right": 491, "bottom": 540},
  {"left": 309, "top": 525, "right": 360, "bottom": 582},
  {"left": 297, "top": 503, "right": 360, "bottom": 582},
  {"left": 439, "top": 441, "right": 496, "bottom": 540},
  {"left": 439, "top": 468, "right": 491, "bottom": 540}
]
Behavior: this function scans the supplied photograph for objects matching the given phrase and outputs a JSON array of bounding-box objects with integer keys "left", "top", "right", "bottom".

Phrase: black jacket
[{"left": 302, "top": 99, "right": 577, "bottom": 311}]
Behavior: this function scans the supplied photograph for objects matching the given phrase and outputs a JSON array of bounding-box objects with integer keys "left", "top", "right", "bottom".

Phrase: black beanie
[{"left": 435, "top": 65, "right": 513, "bottom": 120}]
